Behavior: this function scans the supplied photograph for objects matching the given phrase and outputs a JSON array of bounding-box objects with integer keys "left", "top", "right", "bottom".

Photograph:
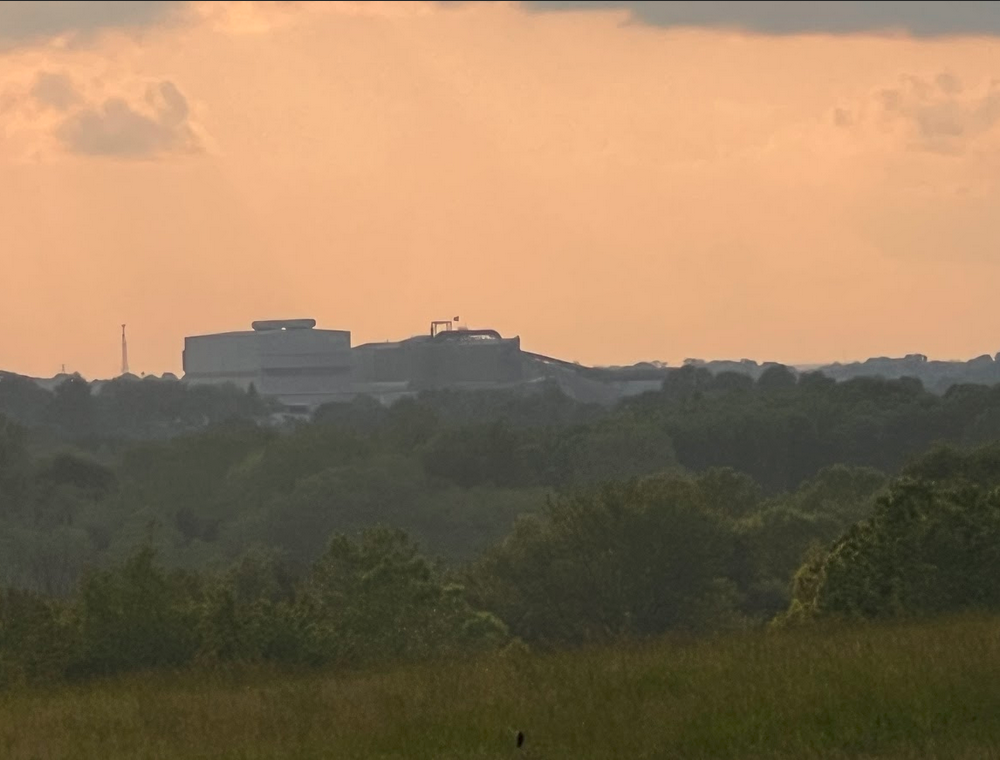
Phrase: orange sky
[{"left": 2, "top": 1, "right": 1000, "bottom": 378}]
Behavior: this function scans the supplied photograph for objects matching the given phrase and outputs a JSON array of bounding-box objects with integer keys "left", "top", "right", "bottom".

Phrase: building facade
[
  {"left": 182, "top": 319, "right": 525, "bottom": 409},
  {"left": 182, "top": 319, "right": 355, "bottom": 407}
]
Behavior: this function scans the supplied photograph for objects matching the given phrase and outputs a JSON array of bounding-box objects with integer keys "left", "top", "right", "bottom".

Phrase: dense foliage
[
  {"left": 0, "top": 529, "right": 506, "bottom": 686},
  {"left": 3, "top": 367, "right": 1000, "bottom": 685},
  {"left": 780, "top": 444, "right": 1000, "bottom": 625},
  {"left": 0, "top": 372, "right": 272, "bottom": 444}
]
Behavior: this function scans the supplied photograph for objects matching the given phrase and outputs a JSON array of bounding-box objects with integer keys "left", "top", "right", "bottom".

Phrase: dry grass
[{"left": 2, "top": 615, "right": 999, "bottom": 759}]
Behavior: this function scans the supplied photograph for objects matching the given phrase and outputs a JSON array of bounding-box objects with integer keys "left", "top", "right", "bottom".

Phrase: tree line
[{"left": 4, "top": 369, "right": 1000, "bottom": 685}]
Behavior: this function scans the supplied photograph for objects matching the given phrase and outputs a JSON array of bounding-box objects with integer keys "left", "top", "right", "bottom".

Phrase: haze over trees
[{"left": 3, "top": 361, "right": 1000, "bottom": 688}]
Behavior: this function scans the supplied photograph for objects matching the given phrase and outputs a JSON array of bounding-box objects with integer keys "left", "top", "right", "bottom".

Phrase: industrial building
[
  {"left": 353, "top": 329, "right": 523, "bottom": 388},
  {"left": 182, "top": 319, "right": 355, "bottom": 408},
  {"left": 182, "top": 318, "right": 529, "bottom": 409}
]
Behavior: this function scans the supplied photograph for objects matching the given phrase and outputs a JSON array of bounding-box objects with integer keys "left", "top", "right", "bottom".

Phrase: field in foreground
[{"left": 2, "top": 616, "right": 999, "bottom": 759}]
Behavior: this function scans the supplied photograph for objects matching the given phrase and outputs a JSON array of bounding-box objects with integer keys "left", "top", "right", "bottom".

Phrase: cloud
[
  {"left": 53, "top": 80, "right": 201, "bottom": 158},
  {"left": 837, "top": 74, "right": 1000, "bottom": 156},
  {"left": 0, "top": 1, "right": 185, "bottom": 49},
  {"left": 523, "top": 1, "right": 1000, "bottom": 37},
  {"left": 1, "top": 1, "right": 480, "bottom": 48},
  {"left": 3, "top": 71, "right": 204, "bottom": 161},
  {"left": 30, "top": 71, "right": 80, "bottom": 110},
  {"left": 170, "top": 1, "right": 453, "bottom": 38}
]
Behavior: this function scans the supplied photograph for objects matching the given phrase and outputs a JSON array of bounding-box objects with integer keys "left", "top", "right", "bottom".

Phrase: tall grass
[{"left": 2, "top": 615, "right": 999, "bottom": 759}]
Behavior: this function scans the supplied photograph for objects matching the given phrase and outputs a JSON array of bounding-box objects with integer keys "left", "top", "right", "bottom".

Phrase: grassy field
[{"left": 2, "top": 616, "right": 999, "bottom": 759}]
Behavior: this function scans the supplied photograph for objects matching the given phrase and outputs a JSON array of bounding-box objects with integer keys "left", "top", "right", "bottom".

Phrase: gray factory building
[
  {"left": 182, "top": 319, "right": 525, "bottom": 408},
  {"left": 353, "top": 329, "right": 523, "bottom": 389},
  {"left": 183, "top": 319, "right": 355, "bottom": 407}
]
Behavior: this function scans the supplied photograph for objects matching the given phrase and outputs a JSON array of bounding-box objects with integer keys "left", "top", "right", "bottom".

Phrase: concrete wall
[
  {"left": 183, "top": 332, "right": 260, "bottom": 385},
  {"left": 255, "top": 329, "right": 352, "bottom": 397},
  {"left": 184, "top": 324, "right": 525, "bottom": 408},
  {"left": 183, "top": 327, "right": 353, "bottom": 398},
  {"left": 352, "top": 341, "right": 414, "bottom": 384}
]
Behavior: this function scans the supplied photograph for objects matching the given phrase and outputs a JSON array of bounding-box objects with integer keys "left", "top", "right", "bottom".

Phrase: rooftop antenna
[
  {"left": 121, "top": 324, "right": 129, "bottom": 375},
  {"left": 430, "top": 318, "right": 455, "bottom": 337}
]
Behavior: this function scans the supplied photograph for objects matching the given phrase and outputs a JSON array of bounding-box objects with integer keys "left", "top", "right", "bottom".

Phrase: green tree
[
  {"left": 47, "top": 376, "right": 96, "bottom": 437},
  {"left": 469, "top": 476, "right": 740, "bottom": 646},
  {"left": 788, "top": 464, "right": 887, "bottom": 523},
  {"left": 0, "top": 373, "right": 51, "bottom": 428},
  {"left": 70, "top": 545, "right": 201, "bottom": 678},
  {"left": 0, "top": 415, "right": 29, "bottom": 512},
  {"left": 696, "top": 467, "right": 763, "bottom": 518},
  {"left": 757, "top": 364, "right": 798, "bottom": 392},
  {"left": 0, "top": 588, "right": 72, "bottom": 686},
  {"left": 197, "top": 547, "right": 299, "bottom": 663},
  {"left": 296, "top": 527, "right": 507, "bottom": 667},
  {"left": 782, "top": 477, "right": 1000, "bottom": 621}
]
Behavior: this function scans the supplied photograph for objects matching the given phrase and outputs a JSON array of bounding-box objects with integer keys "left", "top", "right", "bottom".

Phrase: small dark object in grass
[{"left": 516, "top": 730, "right": 524, "bottom": 748}]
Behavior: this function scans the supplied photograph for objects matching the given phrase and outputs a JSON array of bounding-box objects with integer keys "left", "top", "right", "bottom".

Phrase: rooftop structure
[{"left": 352, "top": 327, "right": 523, "bottom": 391}]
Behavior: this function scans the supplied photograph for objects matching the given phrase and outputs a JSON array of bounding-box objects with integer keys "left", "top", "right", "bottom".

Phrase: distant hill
[
  {"left": 680, "top": 353, "right": 1000, "bottom": 395},
  {"left": 5, "top": 349, "right": 1000, "bottom": 421}
]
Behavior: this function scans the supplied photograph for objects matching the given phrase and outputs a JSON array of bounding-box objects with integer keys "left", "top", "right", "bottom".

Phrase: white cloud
[
  {"left": 2, "top": 72, "right": 203, "bottom": 161},
  {"left": 836, "top": 72, "right": 1000, "bottom": 156},
  {"left": 55, "top": 80, "right": 200, "bottom": 158},
  {"left": 29, "top": 70, "right": 80, "bottom": 110}
]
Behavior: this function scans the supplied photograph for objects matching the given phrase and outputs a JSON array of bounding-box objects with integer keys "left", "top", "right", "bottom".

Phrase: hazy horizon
[
  {"left": 9, "top": 317, "right": 1000, "bottom": 383},
  {"left": 3, "top": 1, "right": 1000, "bottom": 378}
]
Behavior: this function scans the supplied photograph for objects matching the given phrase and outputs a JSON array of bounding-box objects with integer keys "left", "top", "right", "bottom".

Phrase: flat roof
[{"left": 186, "top": 328, "right": 350, "bottom": 341}]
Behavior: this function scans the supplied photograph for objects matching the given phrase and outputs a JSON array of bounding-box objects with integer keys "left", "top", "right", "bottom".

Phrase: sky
[{"left": 2, "top": 1, "right": 1000, "bottom": 378}]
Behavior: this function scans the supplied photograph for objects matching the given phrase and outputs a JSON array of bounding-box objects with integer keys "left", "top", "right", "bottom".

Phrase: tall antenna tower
[{"left": 121, "top": 324, "right": 129, "bottom": 375}]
